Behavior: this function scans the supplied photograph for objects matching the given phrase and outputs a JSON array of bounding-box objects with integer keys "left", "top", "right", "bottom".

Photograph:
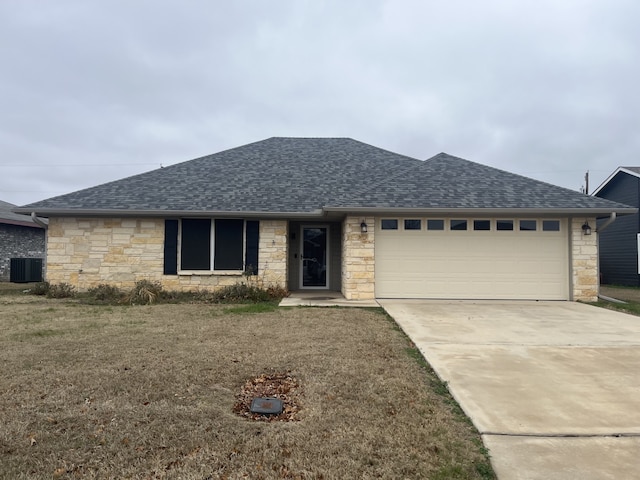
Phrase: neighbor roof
[
  {"left": 15, "top": 138, "right": 635, "bottom": 217},
  {"left": 0, "top": 200, "right": 46, "bottom": 228},
  {"left": 592, "top": 167, "right": 640, "bottom": 196}
]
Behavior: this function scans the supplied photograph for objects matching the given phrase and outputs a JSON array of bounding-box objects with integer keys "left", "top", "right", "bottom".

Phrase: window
[
  {"left": 474, "top": 220, "right": 491, "bottom": 231},
  {"left": 179, "top": 219, "right": 247, "bottom": 271},
  {"left": 181, "top": 219, "right": 212, "bottom": 270},
  {"left": 497, "top": 220, "right": 514, "bottom": 231},
  {"left": 520, "top": 220, "right": 537, "bottom": 231},
  {"left": 404, "top": 219, "right": 421, "bottom": 230},
  {"left": 450, "top": 219, "right": 467, "bottom": 231},
  {"left": 543, "top": 220, "right": 560, "bottom": 231},
  {"left": 381, "top": 219, "right": 398, "bottom": 230},
  {"left": 427, "top": 219, "right": 444, "bottom": 231},
  {"left": 214, "top": 219, "right": 244, "bottom": 270}
]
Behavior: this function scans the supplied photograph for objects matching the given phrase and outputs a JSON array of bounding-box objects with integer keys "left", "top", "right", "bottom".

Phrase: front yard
[{"left": 0, "top": 288, "right": 494, "bottom": 479}]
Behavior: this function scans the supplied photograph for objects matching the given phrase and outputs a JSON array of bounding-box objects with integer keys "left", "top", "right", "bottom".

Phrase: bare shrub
[
  {"left": 46, "top": 283, "right": 76, "bottom": 299},
  {"left": 125, "top": 280, "right": 163, "bottom": 305},
  {"left": 86, "top": 284, "right": 124, "bottom": 304}
]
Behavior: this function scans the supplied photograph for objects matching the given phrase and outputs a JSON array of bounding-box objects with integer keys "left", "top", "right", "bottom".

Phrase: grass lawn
[
  {"left": 0, "top": 288, "right": 494, "bottom": 479},
  {"left": 596, "top": 285, "right": 640, "bottom": 316}
]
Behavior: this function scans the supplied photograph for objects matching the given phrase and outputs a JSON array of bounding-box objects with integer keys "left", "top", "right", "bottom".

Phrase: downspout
[
  {"left": 31, "top": 212, "right": 48, "bottom": 229},
  {"left": 596, "top": 212, "right": 616, "bottom": 233}
]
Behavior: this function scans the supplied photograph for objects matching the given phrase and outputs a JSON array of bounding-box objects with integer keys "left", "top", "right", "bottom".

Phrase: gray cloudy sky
[{"left": 1, "top": 0, "right": 639, "bottom": 206}]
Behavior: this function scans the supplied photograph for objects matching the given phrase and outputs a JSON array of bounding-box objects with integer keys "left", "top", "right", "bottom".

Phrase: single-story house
[
  {"left": 0, "top": 200, "right": 46, "bottom": 282},
  {"left": 14, "top": 137, "right": 636, "bottom": 302},
  {"left": 593, "top": 167, "right": 640, "bottom": 286}
]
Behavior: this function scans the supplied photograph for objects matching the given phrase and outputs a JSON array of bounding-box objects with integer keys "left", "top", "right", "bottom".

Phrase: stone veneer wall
[
  {"left": 257, "top": 220, "right": 288, "bottom": 290},
  {"left": 341, "top": 215, "right": 375, "bottom": 300},
  {"left": 571, "top": 216, "right": 598, "bottom": 302},
  {"left": 46, "top": 217, "right": 287, "bottom": 291}
]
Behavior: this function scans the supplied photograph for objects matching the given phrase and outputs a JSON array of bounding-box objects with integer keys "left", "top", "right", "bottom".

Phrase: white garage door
[{"left": 375, "top": 218, "right": 569, "bottom": 300}]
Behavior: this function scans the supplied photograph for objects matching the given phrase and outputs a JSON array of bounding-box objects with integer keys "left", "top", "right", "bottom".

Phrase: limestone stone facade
[
  {"left": 341, "top": 215, "right": 375, "bottom": 300},
  {"left": 257, "top": 220, "right": 288, "bottom": 289},
  {"left": 571, "top": 216, "right": 598, "bottom": 302},
  {"left": 45, "top": 215, "right": 598, "bottom": 301},
  {"left": 46, "top": 217, "right": 287, "bottom": 292}
]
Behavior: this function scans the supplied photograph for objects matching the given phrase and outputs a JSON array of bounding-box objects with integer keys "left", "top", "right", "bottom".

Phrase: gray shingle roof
[
  {"left": 327, "top": 153, "right": 632, "bottom": 211},
  {"left": 0, "top": 200, "right": 46, "bottom": 227},
  {"left": 15, "top": 138, "right": 634, "bottom": 216}
]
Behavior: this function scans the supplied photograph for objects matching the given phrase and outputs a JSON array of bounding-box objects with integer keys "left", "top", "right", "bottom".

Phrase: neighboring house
[
  {"left": 0, "top": 200, "right": 46, "bottom": 282},
  {"left": 14, "top": 138, "right": 636, "bottom": 302},
  {"left": 593, "top": 167, "right": 640, "bottom": 286}
]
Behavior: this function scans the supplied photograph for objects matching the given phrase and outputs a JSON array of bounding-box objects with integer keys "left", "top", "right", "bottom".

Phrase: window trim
[
  {"left": 473, "top": 219, "right": 491, "bottom": 231},
  {"left": 403, "top": 219, "right": 422, "bottom": 231},
  {"left": 450, "top": 219, "right": 468, "bottom": 231},
  {"left": 542, "top": 220, "right": 561, "bottom": 232},
  {"left": 496, "top": 219, "right": 514, "bottom": 231},
  {"left": 427, "top": 219, "right": 445, "bottom": 231},
  {"left": 381, "top": 219, "right": 399, "bottom": 230},
  {"left": 178, "top": 218, "right": 248, "bottom": 274}
]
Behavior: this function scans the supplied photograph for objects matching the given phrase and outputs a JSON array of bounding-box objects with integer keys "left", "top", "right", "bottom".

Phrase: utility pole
[{"left": 584, "top": 170, "right": 589, "bottom": 195}]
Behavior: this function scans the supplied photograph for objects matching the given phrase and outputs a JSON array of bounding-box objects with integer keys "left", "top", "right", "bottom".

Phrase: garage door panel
[{"left": 375, "top": 219, "right": 569, "bottom": 300}]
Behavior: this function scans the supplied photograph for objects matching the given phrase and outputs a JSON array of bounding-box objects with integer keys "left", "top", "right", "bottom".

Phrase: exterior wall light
[
  {"left": 360, "top": 220, "right": 368, "bottom": 233},
  {"left": 582, "top": 221, "right": 592, "bottom": 235}
]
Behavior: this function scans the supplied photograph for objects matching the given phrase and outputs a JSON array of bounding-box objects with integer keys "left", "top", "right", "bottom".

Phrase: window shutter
[
  {"left": 164, "top": 219, "right": 179, "bottom": 275},
  {"left": 245, "top": 220, "right": 260, "bottom": 275}
]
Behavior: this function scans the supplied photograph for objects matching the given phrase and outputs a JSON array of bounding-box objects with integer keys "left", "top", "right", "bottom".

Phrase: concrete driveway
[{"left": 378, "top": 300, "right": 640, "bottom": 480}]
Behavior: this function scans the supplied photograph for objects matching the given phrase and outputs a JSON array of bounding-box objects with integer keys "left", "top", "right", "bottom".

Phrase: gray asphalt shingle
[
  {"left": 15, "top": 138, "right": 633, "bottom": 215},
  {"left": 329, "top": 153, "right": 629, "bottom": 210}
]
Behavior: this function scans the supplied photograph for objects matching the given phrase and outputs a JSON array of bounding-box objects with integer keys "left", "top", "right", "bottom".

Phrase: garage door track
[{"left": 379, "top": 300, "right": 640, "bottom": 480}]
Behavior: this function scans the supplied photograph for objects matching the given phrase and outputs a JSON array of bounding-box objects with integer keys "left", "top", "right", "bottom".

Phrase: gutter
[
  {"left": 31, "top": 212, "right": 48, "bottom": 229},
  {"left": 596, "top": 212, "right": 617, "bottom": 233},
  {"left": 14, "top": 208, "right": 326, "bottom": 219},
  {"left": 322, "top": 206, "right": 638, "bottom": 216}
]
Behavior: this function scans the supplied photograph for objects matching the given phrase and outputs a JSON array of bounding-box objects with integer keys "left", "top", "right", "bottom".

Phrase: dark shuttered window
[
  {"left": 165, "top": 218, "right": 259, "bottom": 273},
  {"left": 181, "top": 219, "right": 212, "bottom": 270},
  {"left": 214, "top": 219, "right": 244, "bottom": 270}
]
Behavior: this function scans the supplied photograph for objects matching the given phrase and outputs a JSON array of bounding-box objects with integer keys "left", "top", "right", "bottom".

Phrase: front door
[{"left": 301, "top": 226, "right": 329, "bottom": 288}]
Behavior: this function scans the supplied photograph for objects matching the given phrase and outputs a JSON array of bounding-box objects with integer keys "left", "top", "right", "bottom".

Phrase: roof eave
[
  {"left": 11, "top": 207, "right": 326, "bottom": 219},
  {"left": 322, "top": 206, "right": 638, "bottom": 216},
  {"left": 0, "top": 218, "right": 44, "bottom": 228}
]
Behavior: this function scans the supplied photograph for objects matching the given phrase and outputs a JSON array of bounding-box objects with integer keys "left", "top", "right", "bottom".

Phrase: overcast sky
[{"left": 1, "top": 0, "right": 638, "bottom": 206}]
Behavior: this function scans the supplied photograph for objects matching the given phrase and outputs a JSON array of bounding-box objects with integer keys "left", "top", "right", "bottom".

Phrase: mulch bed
[{"left": 233, "top": 372, "right": 303, "bottom": 422}]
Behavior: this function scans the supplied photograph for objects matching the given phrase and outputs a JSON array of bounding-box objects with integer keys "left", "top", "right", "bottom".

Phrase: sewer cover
[{"left": 250, "top": 397, "right": 284, "bottom": 415}]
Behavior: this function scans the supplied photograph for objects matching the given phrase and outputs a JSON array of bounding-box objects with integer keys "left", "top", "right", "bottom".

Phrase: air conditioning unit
[{"left": 10, "top": 258, "right": 43, "bottom": 283}]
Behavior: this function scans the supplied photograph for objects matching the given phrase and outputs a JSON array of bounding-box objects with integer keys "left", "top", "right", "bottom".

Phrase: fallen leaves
[{"left": 233, "top": 372, "right": 303, "bottom": 422}]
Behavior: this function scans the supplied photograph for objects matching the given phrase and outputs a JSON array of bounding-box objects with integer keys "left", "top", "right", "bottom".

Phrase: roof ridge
[
  {"left": 339, "top": 151, "right": 459, "bottom": 201},
  {"left": 340, "top": 159, "right": 425, "bottom": 200}
]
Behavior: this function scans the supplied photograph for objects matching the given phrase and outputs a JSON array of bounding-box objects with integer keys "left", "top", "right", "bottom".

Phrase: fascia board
[
  {"left": 12, "top": 208, "right": 325, "bottom": 219},
  {"left": 322, "top": 206, "right": 638, "bottom": 216}
]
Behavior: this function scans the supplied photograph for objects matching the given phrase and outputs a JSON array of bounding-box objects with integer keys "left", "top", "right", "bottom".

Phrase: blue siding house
[{"left": 594, "top": 168, "right": 640, "bottom": 286}]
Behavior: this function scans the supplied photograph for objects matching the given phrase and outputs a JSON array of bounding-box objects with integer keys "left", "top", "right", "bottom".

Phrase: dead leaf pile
[{"left": 233, "top": 372, "right": 302, "bottom": 422}]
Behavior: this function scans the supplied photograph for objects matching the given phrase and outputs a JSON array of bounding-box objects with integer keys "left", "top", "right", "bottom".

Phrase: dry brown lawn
[{"left": 0, "top": 289, "right": 494, "bottom": 479}]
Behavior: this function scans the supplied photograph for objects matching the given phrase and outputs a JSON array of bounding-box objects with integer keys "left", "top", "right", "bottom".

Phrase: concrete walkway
[
  {"left": 279, "top": 291, "right": 379, "bottom": 307},
  {"left": 378, "top": 300, "right": 640, "bottom": 480}
]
